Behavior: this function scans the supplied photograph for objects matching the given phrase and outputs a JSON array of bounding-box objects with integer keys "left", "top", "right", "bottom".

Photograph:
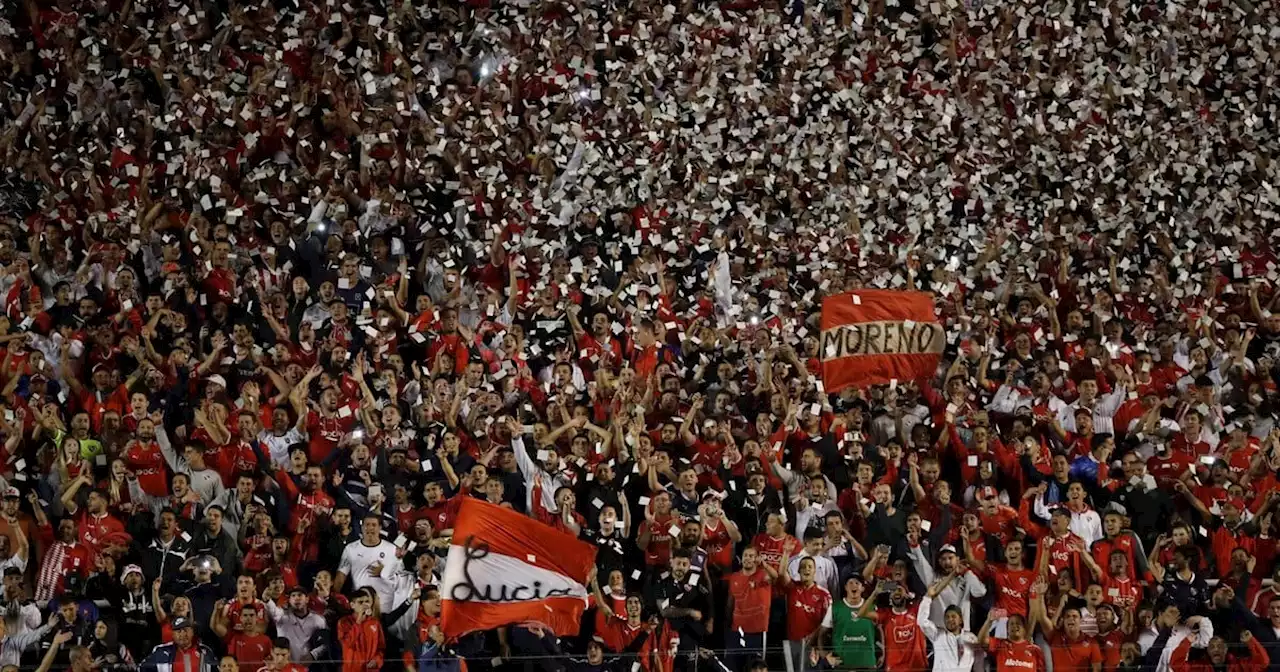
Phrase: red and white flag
[
  {"left": 820, "top": 290, "right": 943, "bottom": 392},
  {"left": 440, "top": 498, "right": 597, "bottom": 640}
]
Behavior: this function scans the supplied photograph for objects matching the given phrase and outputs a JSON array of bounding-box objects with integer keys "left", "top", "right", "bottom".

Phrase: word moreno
[{"left": 821, "top": 320, "right": 945, "bottom": 359}]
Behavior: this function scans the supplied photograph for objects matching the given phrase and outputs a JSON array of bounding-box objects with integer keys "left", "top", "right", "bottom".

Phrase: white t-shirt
[
  {"left": 0, "top": 553, "right": 25, "bottom": 576},
  {"left": 338, "top": 539, "right": 401, "bottom": 611},
  {"left": 259, "top": 428, "right": 304, "bottom": 468}
]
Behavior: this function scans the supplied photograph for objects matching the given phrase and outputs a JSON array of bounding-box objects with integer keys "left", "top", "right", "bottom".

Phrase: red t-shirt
[
  {"left": 419, "top": 490, "right": 469, "bottom": 533},
  {"left": 980, "top": 506, "right": 1022, "bottom": 546},
  {"left": 306, "top": 404, "right": 357, "bottom": 464},
  {"left": 989, "top": 638, "right": 1045, "bottom": 672},
  {"left": 643, "top": 515, "right": 677, "bottom": 567},
  {"left": 215, "top": 441, "right": 260, "bottom": 486},
  {"left": 225, "top": 632, "right": 272, "bottom": 671},
  {"left": 125, "top": 441, "right": 169, "bottom": 497},
  {"left": 599, "top": 613, "right": 648, "bottom": 653},
  {"left": 1147, "top": 450, "right": 1194, "bottom": 487},
  {"left": 78, "top": 511, "right": 126, "bottom": 555},
  {"left": 701, "top": 519, "right": 734, "bottom": 569},
  {"left": 1092, "top": 534, "right": 1142, "bottom": 582},
  {"left": 750, "top": 533, "right": 802, "bottom": 575},
  {"left": 1102, "top": 576, "right": 1143, "bottom": 615},
  {"left": 878, "top": 607, "right": 927, "bottom": 672},
  {"left": 77, "top": 385, "right": 129, "bottom": 432},
  {"left": 725, "top": 569, "right": 772, "bottom": 634},
  {"left": 1048, "top": 632, "right": 1102, "bottom": 672},
  {"left": 1097, "top": 627, "right": 1127, "bottom": 671},
  {"left": 784, "top": 582, "right": 831, "bottom": 641},
  {"left": 989, "top": 565, "right": 1037, "bottom": 617},
  {"left": 1042, "top": 533, "right": 1090, "bottom": 591}
]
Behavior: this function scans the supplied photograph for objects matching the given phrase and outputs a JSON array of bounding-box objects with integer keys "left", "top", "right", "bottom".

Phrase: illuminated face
[{"left": 1063, "top": 609, "right": 1081, "bottom": 634}]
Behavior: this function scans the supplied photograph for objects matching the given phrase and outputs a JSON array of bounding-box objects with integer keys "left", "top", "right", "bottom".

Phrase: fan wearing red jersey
[
  {"left": 1167, "top": 629, "right": 1270, "bottom": 672},
  {"left": 1099, "top": 551, "right": 1144, "bottom": 618},
  {"left": 977, "top": 607, "right": 1045, "bottom": 672},
  {"left": 588, "top": 571, "right": 651, "bottom": 654},
  {"left": 866, "top": 582, "right": 928, "bottom": 672},
  {"left": 1036, "top": 508, "right": 1104, "bottom": 593},
  {"left": 777, "top": 554, "right": 832, "bottom": 672},
  {"left": 750, "top": 511, "right": 803, "bottom": 580},
  {"left": 1031, "top": 575, "right": 1103, "bottom": 672},
  {"left": 980, "top": 538, "right": 1038, "bottom": 635},
  {"left": 1092, "top": 603, "right": 1133, "bottom": 672},
  {"left": 722, "top": 546, "right": 776, "bottom": 670}
]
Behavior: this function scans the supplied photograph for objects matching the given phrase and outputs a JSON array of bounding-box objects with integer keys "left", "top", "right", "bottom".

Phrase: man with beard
[
  {"left": 124, "top": 417, "right": 168, "bottom": 498},
  {"left": 648, "top": 549, "right": 711, "bottom": 657},
  {"left": 264, "top": 587, "right": 326, "bottom": 663},
  {"left": 919, "top": 545, "right": 988, "bottom": 632},
  {"left": 866, "top": 581, "right": 929, "bottom": 672},
  {"left": 59, "top": 480, "right": 128, "bottom": 559},
  {"left": 190, "top": 507, "right": 240, "bottom": 580},
  {"left": 674, "top": 519, "right": 709, "bottom": 580},
  {"left": 292, "top": 366, "right": 357, "bottom": 465},
  {"left": 272, "top": 464, "right": 334, "bottom": 566},
  {"left": 33, "top": 509, "right": 92, "bottom": 602},
  {"left": 977, "top": 607, "right": 1045, "bottom": 672},
  {"left": 0, "top": 568, "right": 40, "bottom": 638}
]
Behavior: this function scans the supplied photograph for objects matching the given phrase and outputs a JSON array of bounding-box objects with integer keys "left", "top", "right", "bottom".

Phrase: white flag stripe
[{"left": 441, "top": 544, "right": 589, "bottom": 605}]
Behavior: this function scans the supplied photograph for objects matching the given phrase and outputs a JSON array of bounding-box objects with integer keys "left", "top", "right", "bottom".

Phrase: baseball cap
[
  {"left": 977, "top": 486, "right": 998, "bottom": 501},
  {"left": 207, "top": 374, "right": 227, "bottom": 389},
  {"left": 287, "top": 586, "right": 308, "bottom": 596},
  {"left": 171, "top": 616, "right": 194, "bottom": 630},
  {"left": 1225, "top": 497, "right": 1246, "bottom": 512},
  {"left": 2, "top": 487, "right": 18, "bottom": 499},
  {"left": 938, "top": 544, "right": 958, "bottom": 556}
]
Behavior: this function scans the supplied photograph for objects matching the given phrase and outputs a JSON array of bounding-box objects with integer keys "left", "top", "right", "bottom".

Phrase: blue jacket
[
  {"left": 139, "top": 642, "right": 217, "bottom": 672},
  {"left": 416, "top": 642, "right": 464, "bottom": 672}
]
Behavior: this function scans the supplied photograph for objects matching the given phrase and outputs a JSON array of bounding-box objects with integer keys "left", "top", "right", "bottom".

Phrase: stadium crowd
[{"left": 2, "top": 0, "right": 1280, "bottom": 671}]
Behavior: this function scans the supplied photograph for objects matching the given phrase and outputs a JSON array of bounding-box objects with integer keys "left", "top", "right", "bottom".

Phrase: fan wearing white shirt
[
  {"left": 917, "top": 584, "right": 979, "bottom": 672},
  {"left": 1058, "top": 377, "right": 1128, "bottom": 436},
  {"left": 335, "top": 514, "right": 403, "bottom": 612},
  {"left": 787, "top": 529, "right": 840, "bottom": 598},
  {"left": 1033, "top": 482, "right": 1104, "bottom": 547},
  {"left": 257, "top": 406, "right": 305, "bottom": 469}
]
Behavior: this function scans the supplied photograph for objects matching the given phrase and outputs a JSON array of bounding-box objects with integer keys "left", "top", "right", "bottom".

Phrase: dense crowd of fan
[{"left": 2, "top": 0, "right": 1280, "bottom": 671}]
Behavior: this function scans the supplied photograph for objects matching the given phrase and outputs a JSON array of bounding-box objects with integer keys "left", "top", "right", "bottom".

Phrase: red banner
[
  {"left": 440, "top": 498, "right": 597, "bottom": 640},
  {"left": 820, "top": 290, "right": 943, "bottom": 392}
]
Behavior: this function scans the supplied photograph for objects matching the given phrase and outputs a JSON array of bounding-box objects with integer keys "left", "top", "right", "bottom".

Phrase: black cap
[
  {"left": 171, "top": 616, "right": 194, "bottom": 630},
  {"left": 287, "top": 586, "right": 308, "bottom": 596}
]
